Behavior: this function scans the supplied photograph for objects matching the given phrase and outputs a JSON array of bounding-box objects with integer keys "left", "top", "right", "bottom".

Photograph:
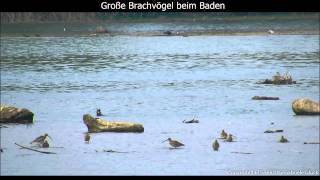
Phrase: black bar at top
[{"left": 1, "top": 0, "right": 319, "bottom": 12}]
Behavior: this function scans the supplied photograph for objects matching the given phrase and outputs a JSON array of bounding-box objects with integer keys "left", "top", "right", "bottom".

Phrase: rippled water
[{"left": 1, "top": 30, "right": 319, "bottom": 175}]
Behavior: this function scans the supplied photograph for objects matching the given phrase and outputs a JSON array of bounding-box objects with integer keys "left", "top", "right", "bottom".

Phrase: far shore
[{"left": 0, "top": 29, "right": 318, "bottom": 38}]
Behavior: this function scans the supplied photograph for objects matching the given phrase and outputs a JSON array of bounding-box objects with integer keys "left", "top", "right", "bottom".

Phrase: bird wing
[
  {"left": 30, "top": 135, "right": 44, "bottom": 144},
  {"left": 177, "top": 141, "right": 184, "bottom": 146}
]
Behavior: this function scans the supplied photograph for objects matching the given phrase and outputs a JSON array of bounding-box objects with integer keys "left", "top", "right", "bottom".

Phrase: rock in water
[
  {"left": 83, "top": 114, "right": 144, "bottom": 133},
  {"left": 292, "top": 98, "right": 320, "bottom": 115},
  {"left": 258, "top": 72, "right": 296, "bottom": 85},
  {"left": 252, "top": 96, "right": 279, "bottom": 100},
  {"left": 0, "top": 105, "right": 34, "bottom": 124}
]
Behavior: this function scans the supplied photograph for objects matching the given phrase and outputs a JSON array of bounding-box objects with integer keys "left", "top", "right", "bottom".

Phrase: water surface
[{"left": 1, "top": 23, "right": 319, "bottom": 175}]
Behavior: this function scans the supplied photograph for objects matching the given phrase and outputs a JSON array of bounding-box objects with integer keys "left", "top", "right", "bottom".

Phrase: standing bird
[
  {"left": 220, "top": 130, "right": 228, "bottom": 139},
  {"left": 85, "top": 133, "right": 91, "bottom": 143},
  {"left": 96, "top": 109, "right": 103, "bottom": 116},
  {"left": 225, "top": 134, "right": 233, "bottom": 142},
  {"left": 279, "top": 136, "right": 289, "bottom": 143},
  {"left": 162, "top": 138, "right": 184, "bottom": 148},
  {"left": 30, "top": 133, "right": 52, "bottom": 144},
  {"left": 212, "top": 139, "right": 220, "bottom": 151}
]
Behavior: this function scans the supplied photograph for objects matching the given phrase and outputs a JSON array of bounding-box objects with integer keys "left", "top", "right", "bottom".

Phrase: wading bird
[
  {"left": 30, "top": 133, "right": 52, "bottom": 144},
  {"left": 162, "top": 138, "right": 184, "bottom": 148},
  {"left": 96, "top": 109, "right": 103, "bottom": 116},
  {"left": 220, "top": 130, "right": 228, "bottom": 139},
  {"left": 225, "top": 134, "right": 233, "bottom": 142},
  {"left": 279, "top": 136, "right": 289, "bottom": 143},
  {"left": 212, "top": 139, "right": 220, "bottom": 151}
]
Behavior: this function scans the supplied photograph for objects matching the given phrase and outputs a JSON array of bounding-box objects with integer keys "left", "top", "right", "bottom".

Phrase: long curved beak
[
  {"left": 48, "top": 136, "right": 53, "bottom": 140},
  {"left": 162, "top": 139, "right": 168, "bottom": 143}
]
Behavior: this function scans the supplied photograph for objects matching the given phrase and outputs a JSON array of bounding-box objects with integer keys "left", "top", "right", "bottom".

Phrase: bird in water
[
  {"left": 162, "top": 138, "right": 184, "bottom": 148},
  {"left": 96, "top": 109, "right": 103, "bottom": 116},
  {"left": 212, "top": 139, "right": 220, "bottom": 151},
  {"left": 42, "top": 140, "right": 50, "bottom": 148},
  {"left": 279, "top": 136, "right": 289, "bottom": 143},
  {"left": 85, "top": 132, "right": 91, "bottom": 143},
  {"left": 220, "top": 130, "right": 228, "bottom": 139},
  {"left": 30, "top": 133, "right": 52, "bottom": 145},
  {"left": 268, "top": 29, "right": 275, "bottom": 34},
  {"left": 225, "top": 134, "right": 233, "bottom": 142}
]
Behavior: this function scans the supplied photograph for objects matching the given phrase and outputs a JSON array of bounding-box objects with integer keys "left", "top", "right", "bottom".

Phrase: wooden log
[
  {"left": 264, "top": 130, "right": 284, "bottom": 133},
  {"left": 182, "top": 119, "right": 199, "bottom": 123},
  {"left": 83, "top": 114, "right": 144, "bottom": 133},
  {"left": 231, "top": 152, "right": 253, "bottom": 154},
  {"left": 303, "top": 142, "right": 320, "bottom": 144},
  {"left": 15, "top": 143, "right": 56, "bottom": 154}
]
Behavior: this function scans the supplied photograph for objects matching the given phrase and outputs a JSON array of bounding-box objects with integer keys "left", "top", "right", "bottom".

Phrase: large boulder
[
  {"left": 292, "top": 98, "right": 320, "bottom": 115},
  {"left": 0, "top": 105, "right": 34, "bottom": 123},
  {"left": 83, "top": 114, "right": 144, "bottom": 133}
]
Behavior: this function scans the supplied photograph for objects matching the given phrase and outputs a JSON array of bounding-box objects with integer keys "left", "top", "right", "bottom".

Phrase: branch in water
[{"left": 15, "top": 143, "right": 57, "bottom": 154}]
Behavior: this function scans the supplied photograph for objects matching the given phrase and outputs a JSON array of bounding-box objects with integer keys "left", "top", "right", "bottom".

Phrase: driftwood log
[
  {"left": 264, "top": 130, "right": 284, "bottom": 133},
  {"left": 231, "top": 152, "right": 253, "bottom": 154},
  {"left": 182, "top": 119, "right": 199, "bottom": 123},
  {"left": 252, "top": 96, "right": 279, "bottom": 100},
  {"left": 83, "top": 114, "right": 144, "bottom": 133},
  {"left": 303, "top": 142, "right": 320, "bottom": 144},
  {"left": 15, "top": 143, "right": 56, "bottom": 154}
]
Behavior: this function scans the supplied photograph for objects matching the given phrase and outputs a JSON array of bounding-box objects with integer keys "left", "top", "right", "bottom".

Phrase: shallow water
[{"left": 1, "top": 28, "right": 319, "bottom": 175}]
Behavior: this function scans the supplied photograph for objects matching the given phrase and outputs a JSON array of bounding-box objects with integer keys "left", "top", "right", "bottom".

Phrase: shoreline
[
  {"left": 1, "top": 13, "right": 318, "bottom": 24},
  {"left": 1, "top": 29, "right": 318, "bottom": 37}
]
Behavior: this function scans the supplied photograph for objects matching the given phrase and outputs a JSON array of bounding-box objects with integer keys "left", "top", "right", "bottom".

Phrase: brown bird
[
  {"left": 220, "top": 130, "right": 228, "bottom": 139},
  {"left": 212, "top": 139, "right": 219, "bottom": 151},
  {"left": 279, "top": 136, "right": 289, "bottom": 143},
  {"left": 225, "top": 134, "right": 233, "bottom": 142},
  {"left": 30, "top": 133, "right": 52, "bottom": 144},
  {"left": 162, "top": 138, "right": 184, "bottom": 148},
  {"left": 85, "top": 133, "right": 91, "bottom": 143}
]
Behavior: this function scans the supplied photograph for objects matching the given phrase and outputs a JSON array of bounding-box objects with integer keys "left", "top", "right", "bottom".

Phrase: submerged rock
[
  {"left": 0, "top": 105, "right": 34, "bottom": 124},
  {"left": 182, "top": 118, "right": 199, "bottom": 123},
  {"left": 83, "top": 114, "right": 144, "bottom": 133},
  {"left": 258, "top": 72, "right": 296, "bottom": 85},
  {"left": 163, "top": 31, "right": 173, "bottom": 35},
  {"left": 264, "top": 130, "right": 283, "bottom": 133},
  {"left": 292, "top": 98, "right": 320, "bottom": 115},
  {"left": 252, "top": 96, "right": 279, "bottom": 100}
]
